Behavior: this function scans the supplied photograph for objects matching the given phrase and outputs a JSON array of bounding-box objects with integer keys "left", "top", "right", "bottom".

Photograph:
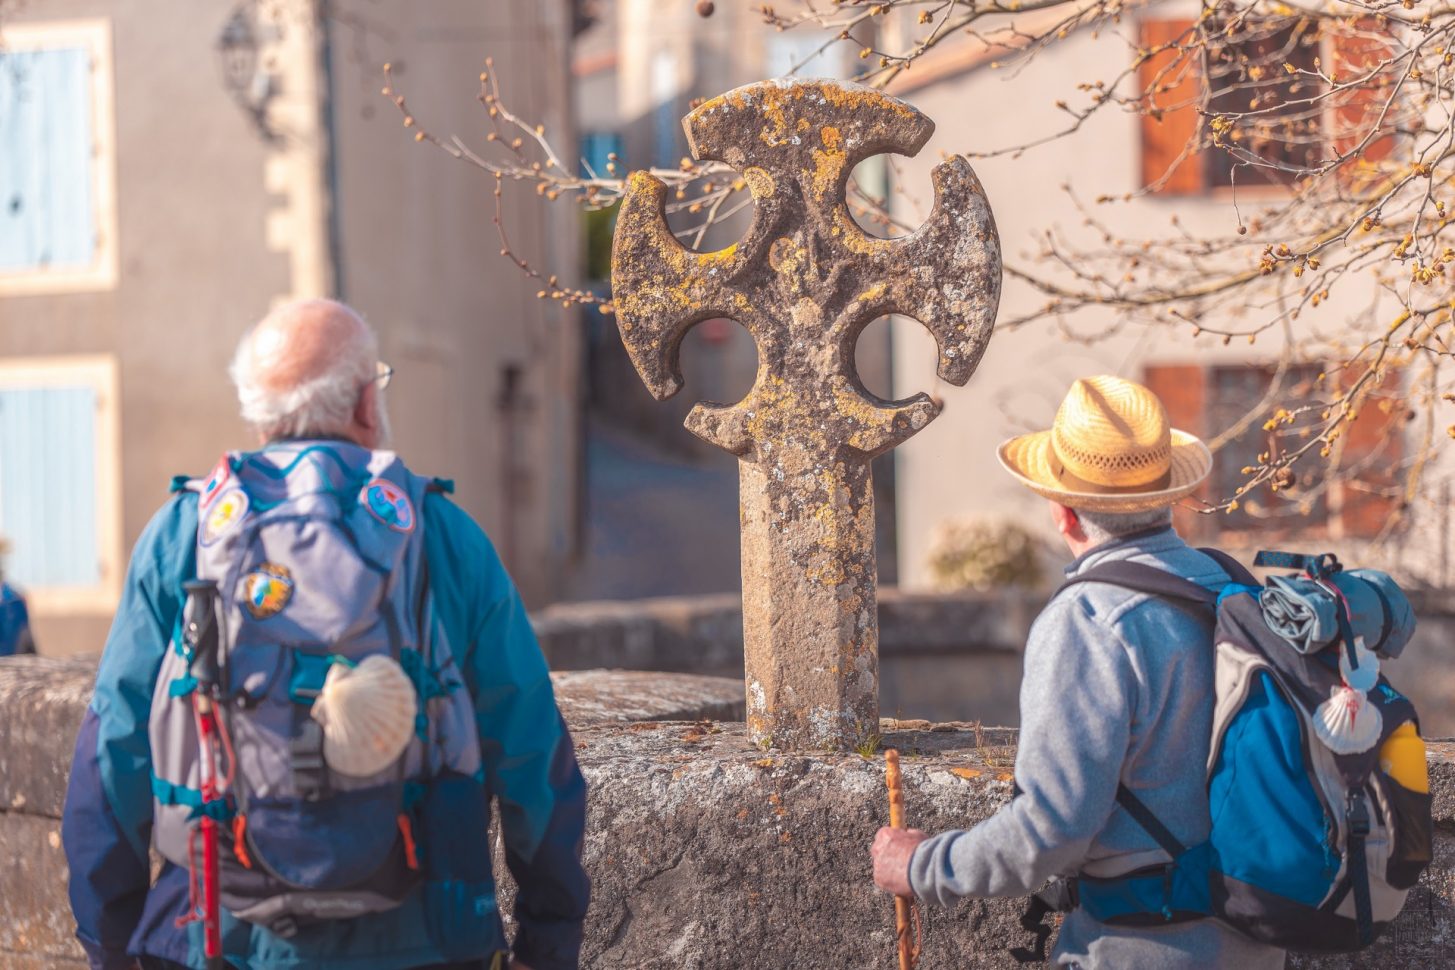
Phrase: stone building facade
[
  {"left": 0, "top": 0, "right": 583, "bottom": 652},
  {"left": 882, "top": 0, "right": 1455, "bottom": 589}
]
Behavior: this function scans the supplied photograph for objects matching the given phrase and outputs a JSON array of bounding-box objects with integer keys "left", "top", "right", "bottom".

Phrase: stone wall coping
[{"left": 0, "top": 657, "right": 742, "bottom": 820}]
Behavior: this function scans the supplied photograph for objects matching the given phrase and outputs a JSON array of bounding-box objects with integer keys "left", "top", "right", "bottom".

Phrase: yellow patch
[{"left": 201, "top": 489, "right": 249, "bottom": 546}]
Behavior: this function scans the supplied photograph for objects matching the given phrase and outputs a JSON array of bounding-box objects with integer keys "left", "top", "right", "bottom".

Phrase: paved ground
[{"left": 566, "top": 420, "right": 742, "bottom": 601}]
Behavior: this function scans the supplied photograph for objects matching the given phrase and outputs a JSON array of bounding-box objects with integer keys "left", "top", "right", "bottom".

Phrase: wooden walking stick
[{"left": 885, "top": 749, "right": 918, "bottom": 970}]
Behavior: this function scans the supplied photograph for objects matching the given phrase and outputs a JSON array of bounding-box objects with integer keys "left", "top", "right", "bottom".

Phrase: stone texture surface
[
  {"left": 534, "top": 587, "right": 1455, "bottom": 733},
  {"left": 5, "top": 672, "right": 1455, "bottom": 969},
  {"left": 0, "top": 656, "right": 743, "bottom": 817},
  {"left": 612, "top": 78, "right": 1002, "bottom": 749},
  {"left": 534, "top": 587, "right": 1040, "bottom": 677},
  {"left": 550, "top": 669, "right": 743, "bottom": 724},
  {"left": 0, "top": 812, "right": 84, "bottom": 966},
  {"left": 0, "top": 657, "right": 98, "bottom": 821},
  {"left": 491, "top": 724, "right": 1455, "bottom": 969}
]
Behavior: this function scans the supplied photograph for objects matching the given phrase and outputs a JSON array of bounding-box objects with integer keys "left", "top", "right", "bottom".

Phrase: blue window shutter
[
  {"left": 580, "top": 132, "right": 622, "bottom": 178},
  {"left": 0, "top": 387, "right": 100, "bottom": 587},
  {"left": 0, "top": 47, "right": 96, "bottom": 271}
]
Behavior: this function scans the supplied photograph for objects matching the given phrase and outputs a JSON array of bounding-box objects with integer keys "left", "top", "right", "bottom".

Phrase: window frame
[
  {"left": 0, "top": 355, "right": 122, "bottom": 615},
  {"left": 1138, "top": 15, "right": 1394, "bottom": 199},
  {"left": 1145, "top": 360, "right": 1400, "bottom": 545},
  {"left": 0, "top": 18, "right": 119, "bottom": 296}
]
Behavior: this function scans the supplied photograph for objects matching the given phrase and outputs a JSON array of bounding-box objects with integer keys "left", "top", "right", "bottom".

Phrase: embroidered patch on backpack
[
  {"left": 201, "top": 489, "right": 249, "bottom": 546},
  {"left": 243, "top": 563, "right": 294, "bottom": 619},
  {"left": 361, "top": 479, "right": 415, "bottom": 533},
  {"left": 199, "top": 456, "right": 232, "bottom": 508}
]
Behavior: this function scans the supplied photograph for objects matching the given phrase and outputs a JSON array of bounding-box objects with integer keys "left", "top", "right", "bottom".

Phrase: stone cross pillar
[{"left": 611, "top": 79, "right": 1001, "bottom": 749}]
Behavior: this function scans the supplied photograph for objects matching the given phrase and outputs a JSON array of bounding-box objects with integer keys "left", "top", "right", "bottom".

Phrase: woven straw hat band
[{"left": 1048, "top": 377, "right": 1173, "bottom": 491}]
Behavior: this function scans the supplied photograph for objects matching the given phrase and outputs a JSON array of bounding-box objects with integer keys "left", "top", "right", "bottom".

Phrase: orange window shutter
[
  {"left": 1339, "top": 378, "right": 1403, "bottom": 539},
  {"left": 1327, "top": 18, "right": 1397, "bottom": 169},
  {"left": 1144, "top": 364, "right": 1208, "bottom": 538},
  {"left": 1139, "top": 19, "right": 1203, "bottom": 195}
]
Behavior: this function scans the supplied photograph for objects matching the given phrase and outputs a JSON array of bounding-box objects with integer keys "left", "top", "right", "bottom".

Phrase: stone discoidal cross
[{"left": 611, "top": 79, "right": 1001, "bottom": 749}]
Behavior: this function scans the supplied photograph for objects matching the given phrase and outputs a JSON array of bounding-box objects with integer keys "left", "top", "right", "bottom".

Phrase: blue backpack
[{"left": 1024, "top": 549, "right": 1432, "bottom": 956}]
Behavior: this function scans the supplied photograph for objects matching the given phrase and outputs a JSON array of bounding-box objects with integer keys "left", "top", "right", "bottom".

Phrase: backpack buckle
[
  {"left": 1346, "top": 790, "right": 1371, "bottom": 837},
  {"left": 291, "top": 720, "right": 329, "bottom": 800}
]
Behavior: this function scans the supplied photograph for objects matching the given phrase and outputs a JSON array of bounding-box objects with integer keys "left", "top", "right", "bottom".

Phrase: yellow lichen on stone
[
  {"left": 855, "top": 282, "right": 887, "bottom": 305},
  {"left": 743, "top": 167, "right": 776, "bottom": 199},
  {"left": 696, "top": 242, "right": 739, "bottom": 266},
  {"left": 768, "top": 237, "right": 809, "bottom": 294}
]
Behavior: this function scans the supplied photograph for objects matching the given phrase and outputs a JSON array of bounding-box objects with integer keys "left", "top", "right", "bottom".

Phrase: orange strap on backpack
[
  {"left": 397, "top": 814, "right": 420, "bottom": 871},
  {"left": 231, "top": 815, "right": 253, "bottom": 869}
]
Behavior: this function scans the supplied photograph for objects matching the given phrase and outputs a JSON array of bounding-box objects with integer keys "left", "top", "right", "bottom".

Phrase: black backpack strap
[
  {"left": 1197, "top": 547, "right": 1259, "bottom": 586},
  {"left": 1345, "top": 790, "right": 1376, "bottom": 947},
  {"left": 1011, "top": 880, "right": 1078, "bottom": 963},
  {"left": 1115, "top": 784, "right": 1187, "bottom": 858},
  {"left": 1057, "top": 561, "right": 1218, "bottom": 609}
]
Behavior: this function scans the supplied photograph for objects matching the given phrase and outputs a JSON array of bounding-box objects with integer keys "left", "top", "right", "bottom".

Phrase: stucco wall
[
  {"left": 1, "top": 1, "right": 581, "bottom": 657},
  {"left": 326, "top": 0, "right": 582, "bottom": 606},
  {"left": 883, "top": 2, "right": 1455, "bottom": 589},
  {"left": 0, "top": 2, "right": 289, "bottom": 653}
]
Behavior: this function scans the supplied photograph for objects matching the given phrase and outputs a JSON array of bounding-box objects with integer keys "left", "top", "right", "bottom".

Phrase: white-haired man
[
  {"left": 63, "top": 300, "right": 587, "bottom": 970},
  {"left": 871, "top": 376, "right": 1286, "bottom": 968}
]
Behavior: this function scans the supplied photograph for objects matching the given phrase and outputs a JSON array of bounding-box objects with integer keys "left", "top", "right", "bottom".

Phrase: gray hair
[
  {"left": 1076, "top": 506, "right": 1174, "bottom": 546},
  {"left": 229, "top": 302, "right": 379, "bottom": 441}
]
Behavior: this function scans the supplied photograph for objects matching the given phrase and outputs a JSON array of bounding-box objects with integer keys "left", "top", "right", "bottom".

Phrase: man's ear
[
  {"left": 1048, "top": 501, "right": 1082, "bottom": 541},
  {"left": 354, "top": 382, "right": 380, "bottom": 438},
  {"left": 1053, "top": 500, "right": 1076, "bottom": 538}
]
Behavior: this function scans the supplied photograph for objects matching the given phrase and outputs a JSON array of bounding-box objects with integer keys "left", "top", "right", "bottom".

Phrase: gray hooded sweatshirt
[{"left": 908, "top": 528, "right": 1287, "bottom": 969}]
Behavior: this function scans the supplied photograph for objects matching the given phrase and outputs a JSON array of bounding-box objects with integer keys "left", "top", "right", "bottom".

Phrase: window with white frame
[
  {"left": 0, "top": 356, "right": 122, "bottom": 613},
  {"left": 0, "top": 19, "right": 117, "bottom": 295}
]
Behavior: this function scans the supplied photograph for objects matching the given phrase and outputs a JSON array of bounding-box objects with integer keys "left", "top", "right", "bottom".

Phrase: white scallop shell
[
  {"left": 1312, "top": 684, "right": 1382, "bottom": 755},
  {"left": 310, "top": 655, "right": 418, "bottom": 777},
  {"left": 1338, "top": 636, "right": 1381, "bottom": 694}
]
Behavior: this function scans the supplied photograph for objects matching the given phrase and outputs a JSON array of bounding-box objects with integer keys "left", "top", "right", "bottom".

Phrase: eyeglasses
[{"left": 371, "top": 361, "right": 394, "bottom": 392}]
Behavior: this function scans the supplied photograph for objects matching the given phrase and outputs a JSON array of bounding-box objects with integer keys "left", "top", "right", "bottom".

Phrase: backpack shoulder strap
[
  {"left": 1057, "top": 561, "right": 1219, "bottom": 608},
  {"left": 1197, "top": 547, "right": 1259, "bottom": 586},
  {"left": 1115, "top": 783, "right": 1187, "bottom": 858}
]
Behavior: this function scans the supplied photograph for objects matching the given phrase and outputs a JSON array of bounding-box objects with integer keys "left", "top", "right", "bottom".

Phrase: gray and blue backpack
[
  {"left": 148, "top": 442, "right": 496, "bottom": 951},
  {"left": 1024, "top": 548, "right": 1433, "bottom": 956}
]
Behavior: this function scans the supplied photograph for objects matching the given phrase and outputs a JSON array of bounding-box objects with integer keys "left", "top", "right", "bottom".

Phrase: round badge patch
[
  {"left": 361, "top": 479, "right": 415, "bottom": 533},
  {"left": 201, "top": 488, "right": 249, "bottom": 546},
  {"left": 199, "top": 456, "right": 232, "bottom": 508},
  {"left": 243, "top": 563, "right": 294, "bottom": 620}
]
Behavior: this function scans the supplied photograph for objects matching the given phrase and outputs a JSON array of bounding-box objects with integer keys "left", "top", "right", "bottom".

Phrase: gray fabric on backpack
[
  {"left": 1259, "top": 570, "right": 1415, "bottom": 658},
  {"left": 147, "top": 441, "right": 481, "bottom": 923},
  {"left": 1259, "top": 575, "right": 1339, "bottom": 654}
]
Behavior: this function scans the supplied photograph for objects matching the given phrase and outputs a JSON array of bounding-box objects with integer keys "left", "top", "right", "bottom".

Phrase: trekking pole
[
  {"left": 183, "top": 579, "right": 228, "bottom": 970},
  {"left": 885, "top": 749, "right": 918, "bottom": 970}
]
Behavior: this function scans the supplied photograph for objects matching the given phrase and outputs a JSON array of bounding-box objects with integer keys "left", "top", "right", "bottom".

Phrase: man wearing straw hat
[{"left": 871, "top": 376, "right": 1285, "bottom": 968}]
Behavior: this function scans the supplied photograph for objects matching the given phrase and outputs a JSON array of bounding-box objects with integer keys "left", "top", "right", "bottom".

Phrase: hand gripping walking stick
[
  {"left": 183, "top": 579, "right": 229, "bottom": 970},
  {"left": 885, "top": 749, "right": 920, "bottom": 970}
]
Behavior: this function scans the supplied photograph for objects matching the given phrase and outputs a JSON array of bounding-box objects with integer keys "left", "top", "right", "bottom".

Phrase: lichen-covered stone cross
[{"left": 611, "top": 78, "right": 1001, "bottom": 750}]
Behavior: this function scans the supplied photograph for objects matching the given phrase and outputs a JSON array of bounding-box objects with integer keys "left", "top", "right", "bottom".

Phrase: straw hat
[{"left": 997, "top": 375, "right": 1212, "bottom": 513}]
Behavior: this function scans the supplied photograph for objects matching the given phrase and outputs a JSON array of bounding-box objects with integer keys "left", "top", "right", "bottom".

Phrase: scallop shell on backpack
[
  {"left": 310, "top": 654, "right": 419, "bottom": 777},
  {"left": 1312, "top": 684, "right": 1383, "bottom": 755}
]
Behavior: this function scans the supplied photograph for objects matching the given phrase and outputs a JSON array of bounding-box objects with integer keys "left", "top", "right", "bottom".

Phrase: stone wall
[
  {"left": 534, "top": 587, "right": 1455, "bottom": 734},
  {"left": 535, "top": 587, "right": 1041, "bottom": 726},
  {"left": 0, "top": 657, "right": 741, "bottom": 968},
  {"left": 4, "top": 655, "right": 1453, "bottom": 969},
  {"left": 534, "top": 725, "right": 1455, "bottom": 969}
]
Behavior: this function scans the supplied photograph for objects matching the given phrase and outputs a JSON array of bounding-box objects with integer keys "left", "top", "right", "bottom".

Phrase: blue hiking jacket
[
  {"left": 0, "top": 580, "right": 33, "bottom": 656},
  {"left": 62, "top": 477, "right": 590, "bottom": 970}
]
